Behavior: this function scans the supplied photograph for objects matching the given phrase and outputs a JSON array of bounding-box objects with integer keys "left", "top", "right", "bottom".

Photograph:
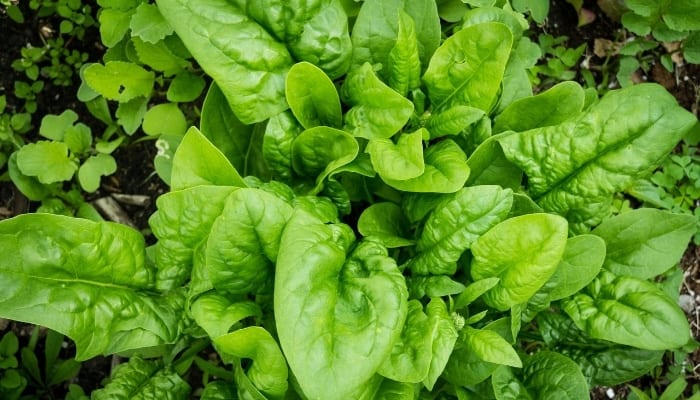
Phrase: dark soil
[{"left": 1, "top": 0, "right": 700, "bottom": 398}]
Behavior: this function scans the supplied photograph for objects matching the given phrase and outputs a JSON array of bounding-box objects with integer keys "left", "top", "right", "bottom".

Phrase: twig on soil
[
  {"left": 110, "top": 193, "right": 151, "bottom": 207},
  {"left": 93, "top": 197, "right": 137, "bottom": 228}
]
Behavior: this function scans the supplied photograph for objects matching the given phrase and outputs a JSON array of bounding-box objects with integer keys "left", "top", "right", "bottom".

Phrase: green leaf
[
  {"left": 129, "top": 3, "right": 174, "bottom": 43},
  {"left": 563, "top": 272, "right": 691, "bottom": 350},
  {"left": 454, "top": 277, "right": 501, "bottom": 309},
  {"left": 291, "top": 126, "right": 359, "bottom": 187},
  {"left": 466, "top": 135, "right": 522, "bottom": 190},
  {"left": 285, "top": 62, "right": 342, "bottom": 129},
  {"left": 498, "top": 84, "right": 697, "bottom": 224},
  {"left": 351, "top": 0, "right": 441, "bottom": 72},
  {"left": 99, "top": 8, "right": 135, "bottom": 48},
  {"left": 156, "top": 0, "right": 293, "bottom": 124},
  {"left": 142, "top": 103, "right": 187, "bottom": 137},
  {"left": 341, "top": 63, "right": 414, "bottom": 140},
  {"left": 91, "top": 357, "right": 190, "bottom": 400},
  {"left": 116, "top": 96, "right": 148, "bottom": 135},
  {"left": 511, "top": 0, "right": 549, "bottom": 24},
  {"left": 7, "top": 153, "right": 50, "bottom": 201},
  {"left": 262, "top": 111, "right": 303, "bottom": 181},
  {"left": 200, "top": 381, "right": 236, "bottom": 400},
  {"left": 64, "top": 123, "right": 93, "bottom": 155},
  {"left": 382, "top": 139, "right": 470, "bottom": 193},
  {"left": 167, "top": 71, "right": 206, "bottom": 102},
  {"left": 425, "top": 106, "right": 485, "bottom": 139},
  {"left": 149, "top": 186, "right": 238, "bottom": 290},
  {"left": 171, "top": 127, "right": 246, "bottom": 191},
  {"left": 592, "top": 208, "right": 697, "bottom": 279},
  {"left": 493, "top": 82, "right": 585, "bottom": 133},
  {"left": 471, "top": 213, "right": 568, "bottom": 311},
  {"left": 546, "top": 234, "right": 606, "bottom": 301},
  {"left": 465, "top": 327, "right": 522, "bottom": 368},
  {"left": 275, "top": 212, "right": 408, "bottom": 400},
  {"left": 367, "top": 129, "right": 425, "bottom": 181},
  {"left": 84, "top": 61, "right": 155, "bottom": 102},
  {"left": 442, "top": 320, "right": 509, "bottom": 387},
  {"left": 206, "top": 189, "right": 294, "bottom": 295},
  {"left": 683, "top": 31, "right": 700, "bottom": 64},
  {"left": 78, "top": 154, "right": 118, "bottom": 193},
  {"left": 39, "top": 110, "right": 78, "bottom": 141},
  {"left": 132, "top": 37, "right": 190, "bottom": 76},
  {"left": 387, "top": 9, "right": 422, "bottom": 96},
  {"left": 423, "top": 22, "right": 513, "bottom": 112},
  {"left": 357, "top": 202, "right": 414, "bottom": 248},
  {"left": 0, "top": 215, "right": 185, "bottom": 360},
  {"left": 16, "top": 141, "right": 78, "bottom": 184},
  {"left": 410, "top": 185, "right": 513, "bottom": 275},
  {"left": 662, "top": 0, "right": 700, "bottom": 31}
]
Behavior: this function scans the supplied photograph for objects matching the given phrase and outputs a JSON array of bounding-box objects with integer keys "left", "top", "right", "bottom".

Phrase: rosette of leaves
[{"left": 0, "top": 1, "right": 698, "bottom": 398}]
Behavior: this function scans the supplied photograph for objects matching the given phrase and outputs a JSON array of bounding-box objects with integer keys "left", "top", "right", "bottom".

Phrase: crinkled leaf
[
  {"left": 387, "top": 9, "right": 421, "bottom": 96},
  {"left": 84, "top": 61, "right": 154, "bottom": 102},
  {"left": 156, "top": 0, "right": 293, "bottom": 124},
  {"left": 291, "top": 126, "right": 358, "bottom": 188},
  {"left": 171, "top": 127, "right": 246, "bottom": 191},
  {"left": 410, "top": 185, "right": 512, "bottom": 275},
  {"left": 563, "top": 272, "right": 691, "bottom": 350},
  {"left": 275, "top": 212, "right": 408, "bottom": 400},
  {"left": 341, "top": 63, "right": 414, "bottom": 140},
  {"left": 367, "top": 129, "right": 425, "bottom": 181},
  {"left": 16, "top": 141, "right": 78, "bottom": 184},
  {"left": 0, "top": 215, "right": 185, "bottom": 360},
  {"left": 425, "top": 106, "right": 484, "bottom": 139},
  {"left": 471, "top": 213, "right": 568, "bottom": 311},
  {"left": 498, "top": 84, "right": 697, "bottom": 222},
  {"left": 286, "top": 62, "right": 342, "bottom": 129},
  {"left": 592, "top": 208, "right": 696, "bottom": 279},
  {"left": 149, "top": 186, "right": 239, "bottom": 290},
  {"left": 129, "top": 3, "right": 173, "bottom": 43},
  {"left": 493, "top": 81, "right": 585, "bottom": 133},
  {"left": 200, "top": 381, "right": 236, "bottom": 400},
  {"left": 206, "top": 189, "right": 294, "bottom": 295},
  {"left": 357, "top": 202, "right": 414, "bottom": 248},
  {"left": 382, "top": 139, "right": 470, "bottom": 193},
  {"left": 214, "top": 327, "right": 288, "bottom": 399},
  {"left": 262, "top": 111, "right": 303, "bottom": 181},
  {"left": 407, "top": 275, "right": 465, "bottom": 299},
  {"left": 423, "top": 22, "right": 512, "bottom": 112},
  {"left": 91, "top": 357, "right": 190, "bottom": 400}
]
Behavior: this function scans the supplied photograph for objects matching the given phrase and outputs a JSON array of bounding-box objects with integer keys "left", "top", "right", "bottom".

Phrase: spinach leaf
[
  {"left": 0, "top": 215, "right": 184, "bottom": 360},
  {"left": 291, "top": 126, "right": 359, "bottom": 191},
  {"left": 387, "top": 10, "right": 422, "bottom": 96},
  {"left": 367, "top": 129, "right": 425, "bottom": 181},
  {"left": 423, "top": 22, "right": 513, "bottom": 112},
  {"left": 275, "top": 211, "right": 408, "bottom": 399},
  {"left": 286, "top": 62, "right": 342, "bottom": 129},
  {"left": 263, "top": 111, "right": 304, "bottom": 182},
  {"left": 91, "top": 357, "right": 190, "bottom": 400},
  {"left": 357, "top": 202, "right": 415, "bottom": 248},
  {"left": 471, "top": 213, "right": 569, "bottom": 310},
  {"left": 546, "top": 234, "right": 606, "bottom": 301}
]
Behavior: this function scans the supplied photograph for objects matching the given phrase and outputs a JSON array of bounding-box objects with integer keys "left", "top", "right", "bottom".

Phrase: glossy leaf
[
  {"left": 465, "top": 327, "right": 522, "bottom": 368},
  {"left": 387, "top": 9, "right": 421, "bottom": 96},
  {"left": 286, "top": 62, "right": 342, "bottom": 129},
  {"left": 91, "top": 357, "right": 190, "bottom": 400},
  {"left": 291, "top": 126, "right": 358, "bottom": 188},
  {"left": 367, "top": 129, "right": 425, "bottom": 181},
  {"left": 546, "top": 234, "right": 606, "bottom": 301},
  {"left": 357, "top": 202, "right": 414, "bottom": 248},
  {"left": 262, "top": 111, "right": 304, "bottom": 181},
  {"left": 471, "top": 213, "right": 568, "bottom": 311},
  {"left": 190, "top": 293, "right": 262, "bottom": 339},
  {"left": 425, "top": 106, "right": 485, "bottom": 139}
]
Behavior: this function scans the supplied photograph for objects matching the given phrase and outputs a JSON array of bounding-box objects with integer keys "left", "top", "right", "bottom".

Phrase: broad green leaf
[
  {"left": 563, "top": 272, "right": 691, "bottom": 350},
  {"left": 563, "top": 345, "right": 663, "bottom": 387},
  {"left": 407, "top": 275, "right": 465, "bottom": 299},
  {"left": 132, "top": 37, "right": 190, "bottom": 76},
  {"left": 142, "top": 103, "right": 187, "bottom": 137},
  {"left": 491, "top": 365, "right": 532, "bottom": 400},
  {"left": 497, "top": 37, "right": 541, "bottom": 114},
  {"left": 498, "top": 84, "right": 697, "bottom": 222},
  {"left": 387, "top": 10, "right": 421, "bottom": 96},
  {"left": 214, "top": 327, "right": 288, "bottom": 399},
  {"left": 63, "top": 123, "right": 93, "bottom": 154},
  {"left": 7, "top": 154, "right": 50, "bottom": 201},
  {"left": 129, "top": 3, "right": 173, "bottom": 43},
  {"left": 170, "top": 127, "right": 246, "bottom": 191},
  {"left": 465, "top": 327, "right": 521, "bottom": 368},
  {"left": 39, "top": 110, "right": 78, "bottom": 141},
  {"left": 206, "top": 189, "right": 294, "bottom": 295},
  {"left": 0, "top": 215, "right": 185, "bottom": 360},
  {"left": 383, "top": 139, "right": 470, "bottom": 193},
  {"left": 190, "top": 293, "right": 261, "bottom": 339},
  {"left": 423, "top": 22, "right": 512, "bottom": 112},
  {"left": 99, "top": 8, "right": 134, "bottom": 48},
  {"left": 546, "top": 234, "right": 606, "bottom": 301},
  {"left": 466, "top": 135, "right": 522, "bottom": 190},
  {"left": 291, "top": 126, "right": 359, "bottom": 188},
  {"left": 200, "top": 82, "right": 262, "bottom": 176},
  {"left": 200, "top": 382, "right": 236, "bottom": 400},
  {"left": 423, "top": 298, "right": 459, "bottom": 390},
  {"left": 275, "top": 212, "right": 408, "bottom": 400},
  {"left": 16, "top": 141, "right": 78, "bottom": 184},
  {"left": 425, "top": 106, "right": 484, "bottom": 139},
  {"left": 285, "top": 62, "right": 342, "bottom": 129},
  {"left": 262, "top": 111, "right": 303, "bottom": 181},
  {"left": 116, "top": 96, "right": 148, "bottom": 135},
  {"left": 367, "top": 129, "right": 425, "bottom": 181},
  {"left": 78, "top": 154, "right": 117, "bottom": 193},
  {"left": 149, "top": 186, "right": 239, "bottom": 290},
  {"left": 662, "top": 0, "right": 700, "bottom": 31},
  {"left": 351, "top": 0, "right": 440, "bottom": 72},
  {"left": 237, "top": 0, "right": 352, "bottom": 79},
  {"left": 471, "top": 213, "right": 568, "bottom": 311},
  {"left": 156, "top": 0, "right": 293, "bottom": 124},
  {"left": 84, "top": 61, "right": 155, "bottom": 102},
  {"left": 357, "top": 202, "right": 414, "bottom": 248},
  {"left": 91, "top": 357, "right": 190, "bottom": 400},
  {"left": 493, "top": 81, "right": 585, "bottom": 133},
  {"left": 410, "top": 185, "right": 512, "bottom": 275},
  {"left": 374, "top": 380, "right": 417, "bottom": 399},
  {"left": 167, "top": 71, "right": 206, "bottom": 102},
  {"left": 684, "top": 31, "right": 700, "bottom": 64},
  {"left": 592, "top": 208, "right": 696, "bottom": 279},
  {"left": 454, "top": 277, "right": 500, "bottom": 309},
  {"left": 341, "top": 63, "right": 414, "bottom": 140}
]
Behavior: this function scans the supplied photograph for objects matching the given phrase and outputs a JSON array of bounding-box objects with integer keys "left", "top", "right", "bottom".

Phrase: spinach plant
[{"left": 0, "top": 1, "right": 698, "bottom": 398}]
